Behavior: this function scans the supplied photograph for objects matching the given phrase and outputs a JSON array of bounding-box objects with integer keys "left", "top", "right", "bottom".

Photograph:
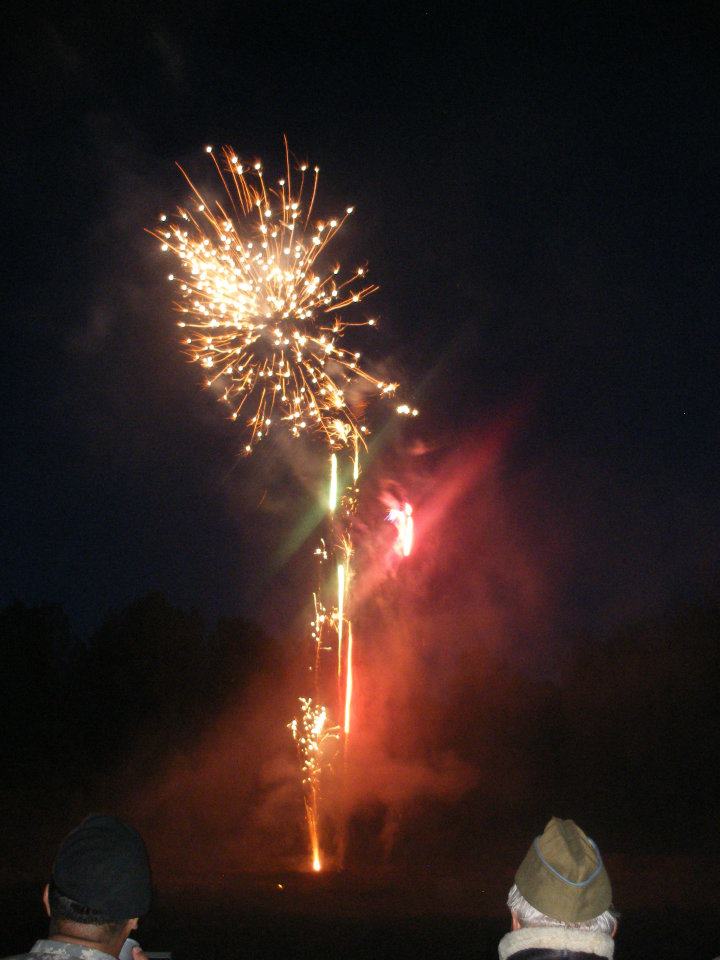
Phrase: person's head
[
  {"left": 509, "top": 817, "right": 617, "bottom": 937},
  {"left": 43, "top": 815, "right": 152, "bottom": 957}
]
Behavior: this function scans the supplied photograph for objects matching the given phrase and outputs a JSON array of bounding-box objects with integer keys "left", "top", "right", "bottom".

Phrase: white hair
[{"left": 507, "top": 884, "right": 617, "bottom": 936}]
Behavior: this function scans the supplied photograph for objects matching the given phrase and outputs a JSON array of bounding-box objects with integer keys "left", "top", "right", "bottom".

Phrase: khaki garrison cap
[{"left": 515, "top": 817, "right": 612, "bottom": 923}]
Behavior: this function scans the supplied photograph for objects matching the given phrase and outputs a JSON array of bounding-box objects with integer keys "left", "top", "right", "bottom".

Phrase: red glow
[{"left": 344, "top": 623, "right": 354, "bottom": 736}]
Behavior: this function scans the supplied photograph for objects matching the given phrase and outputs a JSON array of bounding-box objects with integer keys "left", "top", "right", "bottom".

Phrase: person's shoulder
[{"left": 2, "top": 943, "right": 98, "bottom": 960}]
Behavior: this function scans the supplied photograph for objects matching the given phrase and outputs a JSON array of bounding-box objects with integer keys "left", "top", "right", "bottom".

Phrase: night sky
[
  {"left": 3, "top": 2, "right": 717, "bottom": 636},
  {"left": 2, "top": 4, "right": 720, "bottom": 955}
]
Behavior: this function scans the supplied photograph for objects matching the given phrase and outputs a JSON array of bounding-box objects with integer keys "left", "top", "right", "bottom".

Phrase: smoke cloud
[{"left": 124, "top": 410, "right": 565, "bottom": 881}]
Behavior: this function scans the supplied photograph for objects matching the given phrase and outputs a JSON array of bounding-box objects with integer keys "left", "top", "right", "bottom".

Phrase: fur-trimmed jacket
[{"left": 498, "top": 926, "right": 615, "bottom": 960}]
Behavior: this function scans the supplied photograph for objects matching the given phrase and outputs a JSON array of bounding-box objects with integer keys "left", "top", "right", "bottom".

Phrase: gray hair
[{"left": 507, "top": 884, "right": 617, "bottom": 936}]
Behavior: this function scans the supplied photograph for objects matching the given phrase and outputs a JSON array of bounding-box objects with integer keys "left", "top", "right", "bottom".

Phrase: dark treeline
[
  {"left": 0, "top": 592, "right": 277, "bottom": 884},
  {"left": 371, "top": 600, "right": 720, "bottom": 871},
  {"left": 1, "top": 594, "right": 719, "bottom": 880},
  {"left": 0, "top": 592, "right": 274, "bottom": 779},
  {"left": 555, "top": 603, "right": 719, "bottom": 853}
]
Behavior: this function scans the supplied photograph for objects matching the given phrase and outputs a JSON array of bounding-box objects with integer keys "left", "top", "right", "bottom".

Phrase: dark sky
[{"left": 2, "top": 1, "right": 718, "bottom": 637}]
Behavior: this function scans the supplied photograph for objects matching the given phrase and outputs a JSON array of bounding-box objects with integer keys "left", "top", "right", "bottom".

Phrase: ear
[
  {"left": 120, "top": 918, "right": 139, "bottom": 942},
  {"left": 42, "top": 885, "right": 51, "bottom": 917}
]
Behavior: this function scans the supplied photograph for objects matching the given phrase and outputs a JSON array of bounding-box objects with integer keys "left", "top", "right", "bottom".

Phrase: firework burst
[
  {"left": 149, "top": 142, "right": 416, "bottom": 452},
  {"left": 152, "top": 143, "right": 417, "bottom": 872}
]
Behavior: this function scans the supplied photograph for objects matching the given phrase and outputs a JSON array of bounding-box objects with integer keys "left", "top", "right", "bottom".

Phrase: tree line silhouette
[
  {"left": 1, "top": 592, "right": 718, "bottom": 879},
  {"left": 0, "top": 592, "right": 278, "bottom": 883}
]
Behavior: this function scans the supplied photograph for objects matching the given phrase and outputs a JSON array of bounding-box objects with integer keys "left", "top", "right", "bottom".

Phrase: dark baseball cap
[{"left": 52, "top": 815, "right": 152, "bottom": 919}]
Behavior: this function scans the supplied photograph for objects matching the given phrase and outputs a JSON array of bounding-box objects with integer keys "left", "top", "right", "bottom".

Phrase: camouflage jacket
[{"left": 4, "top": 940, "right": 118, "bottom": 960}]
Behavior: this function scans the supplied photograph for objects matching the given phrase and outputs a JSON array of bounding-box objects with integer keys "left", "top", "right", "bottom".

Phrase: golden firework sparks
[
  {"left": 150, "top": 142, "right": 415, "bottom": 452},
  {"left": 289, "top": 698, "right": 339, "bottom": 872},
  {"left": 153, "top": 144, "right": 418, "bottom": 873}
]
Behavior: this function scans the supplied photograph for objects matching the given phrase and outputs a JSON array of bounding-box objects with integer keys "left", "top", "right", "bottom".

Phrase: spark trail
[{"left": 152, "top": 143, "right": 416, "bottom": 871}]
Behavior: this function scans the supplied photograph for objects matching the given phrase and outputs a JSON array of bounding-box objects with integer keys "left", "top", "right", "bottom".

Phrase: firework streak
[
  {"left": 290, "top": 451, "right": 359, "bottom": 869},
  {"left": 151, "top": 143, "right": 416, "bottom": 870}
]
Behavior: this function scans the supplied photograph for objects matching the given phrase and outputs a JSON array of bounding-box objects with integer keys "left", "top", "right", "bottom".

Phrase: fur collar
[{"left": 498, "top": 926, "right": 615, "bottom": 959}]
